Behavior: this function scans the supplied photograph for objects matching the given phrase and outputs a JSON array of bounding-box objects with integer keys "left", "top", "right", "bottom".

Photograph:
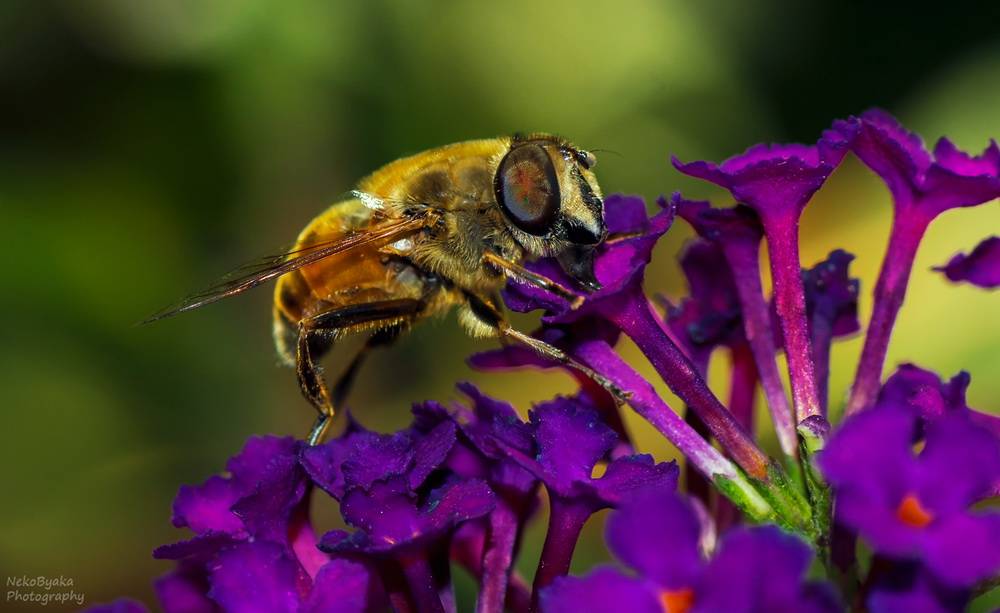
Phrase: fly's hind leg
[
  {"left": 463, "top": 292, "right": 630, "bottom": 404},
  {"left": 296, "top": 299, "right": 425, "bottom": 445}
]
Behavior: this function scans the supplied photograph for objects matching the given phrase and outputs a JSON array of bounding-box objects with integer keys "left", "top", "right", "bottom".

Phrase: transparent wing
[{"left": 140, "top": 215, "right": 428, "bottom": 324}]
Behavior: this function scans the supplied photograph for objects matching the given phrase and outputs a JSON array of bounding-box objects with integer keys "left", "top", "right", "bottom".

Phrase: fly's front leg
[
  {"left": 482, "top": 251, "right": 587, "bottom": 307},
  {"left": 296, "top": 299, "right": 425, "bottom": 445},
  {"left": 464, "top": 292, "right": 629, "bottom": 404}
]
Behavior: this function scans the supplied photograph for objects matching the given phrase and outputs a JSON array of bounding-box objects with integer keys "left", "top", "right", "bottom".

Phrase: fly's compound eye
[{"left": 495, "top": 143, "right": 561, "bottom": 236}]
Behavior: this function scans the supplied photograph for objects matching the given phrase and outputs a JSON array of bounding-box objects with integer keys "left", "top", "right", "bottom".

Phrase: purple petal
[
  {"left": 230, "top": 455, "right": 309, "bottom": 544},
  {"left": 867, "top": 564, "right": 970, "bottom": 613},
  {"left": 153, "top": 561, "right": 216, "bottom": 613},
  {"left": 932, "top": 137, "right": 1000, "bottom": 175},
  {"left": 695, "top": 525, "right": 839, "bottom": 613},
  {"left": 339, "top": 476, "right": 420, "bottom": 548},
  {"left": 225, "top": 436, "right": 299, "bottom": 486},
  {"left": 418, "top": 478, "right": 495, "bottom": 536},
  {"left": 171, "top": 436, "right": 300, "bottom": 535},
  {"left": 300, "top": 559, "right": 380, "bottom": 613},
  {"left": 819, "top": 407, "right": 923, "bottom": 554},
  {"left": 530, "top": 397, "right": 617, "bottom": 487},
  {"left": 153, "top": 530, "right": 242, "bottom": 561},
  {"left": 934, "top": 236, "right": 1000, "bottom": 288},
  {"left": 666, "top": 239, "right": 744, "bottom": 362},
  {"left": 171, "top": 476, "right": 247, "bottom": 535},
  {"left": 853, "top": 109, "right": 931, "bottom": 206},
  {"left": 853, "top": 109, "right": 1000, "bottom": 215},
  {"left": 592, "top": 454, "right": 679, "bottom": 504},
  {"left": 207, "top": 541, "right": 303, "bottom": 613},
  {"left": 409, "top": 421, "right": 457, "bottom": 489},
  {"left": 300, "top": 416, "right": 371, "bottom": 498},
  {"left": 922, "top": 511, "right": 1000, "bottom": 587},
  {"left": 878, "top": 364, "right": 966, "bottom": 422},
  {"left": 918, "top": 411, "right": 1000, "bottom": 511},
  {"left": 80, "top": 599, "right": 152, "bottom": 613},
  {"left": 340, "top": 431, "right": 416, "bottom": 491},
  {"left": 540, "top": 567, "right": 663, "bottom": 613},
  {"left": 802, "top": 249, "right": 860, "bottom": 338},
  {"left": 605, "top": 490, "right": 702, "bottom": 590}
]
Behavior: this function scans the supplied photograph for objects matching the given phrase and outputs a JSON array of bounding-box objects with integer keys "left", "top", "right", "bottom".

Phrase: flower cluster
[{"left": 91, "top": 110, "right": 1000, "bottom": 613}]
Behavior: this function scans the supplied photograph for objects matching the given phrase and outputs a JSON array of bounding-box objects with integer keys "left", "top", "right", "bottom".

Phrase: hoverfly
[{"left": 144, "top": 134, "right": 620, "bottom": 444}]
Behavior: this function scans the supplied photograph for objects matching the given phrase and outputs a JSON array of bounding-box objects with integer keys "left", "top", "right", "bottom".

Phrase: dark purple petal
[
  {"left": 852, "top": 109, "right": 1000, "bottom": 216},
  {"left": 207, "top": 541, "right": 303, "bottom": 613},
  {"left": 878, "top": 364, "right": 969, "bottom": 421},
  {"left": 918, "top": 411, "right": 1000, "bottom": 511},
  {"left": 80, "top": 599, "right": 152, "bottom": 613},
  {"left": 605, "top": 490, "right": 702, "bottom": 590},
  {"left": 591, "top": 454, "right": 679, "bottom": 505},
  {"left": 339, "top": 476, "right": 419, "bottom": 548},
  {"left": 409, "top": 421, "right": 457, "bottom": 489},
  {"left": 171, "top": 477, "right": 247, "bottom": 535},
  {"left": 605, "top": 193, "right": 652, "bottom": 234},
  {"left": 338, "top": 476, "right": 494, "bottom": 554},
  {"left": 230, "top": 454, "right": 309, "bottom": 544},
  {"left": 665, "top": 239, "right": 744, "bottom": 365},
  {"left": 300, "top": 415, "right": 372, "bottom": 498},
  {"left": 695, "top": 525, "right": 840, "bottom": 613},
  {"left": 300, "top": 559, "right": 381, "bottom": 613},
  {"left": 417, "top": 478, "right": 496, "bottom": 537},
  {"left": 341, "top": 431, "right": 416, "bottom": 491},
  {"left": 153, "top": 530, "right": 242, "bottom": 561},
  {"left": 851, "top": 110, "right": 930, "bottom": 207},
  {"left": 867, "top": 564, "right": 970, "bottom": 613},
  {"left": 225, "top": 435, "right": 299, "bottom": 486},
  {"left": 922, "top": 512, "right": 1000, "bottom": 586},
  {"left": 171, "top": 435, "right": 297, "bottom": 535},
  {"left": 540, "top": 567, "right": 663, "bottom": 613},
  {"left": 153, "top": 560, "right": 216, "bottom": 613},
  {"left": 802, "top": 250, "right": 860, "bottom": 338},
  {"left": 531, "top": 397, "right": 617, "bottom": 488},
  {"left": 671, "top": 121, "right": 854, "bottom": 220},
  {"left": 934, "top": 236, "right": 1000, "bottom": 288}
]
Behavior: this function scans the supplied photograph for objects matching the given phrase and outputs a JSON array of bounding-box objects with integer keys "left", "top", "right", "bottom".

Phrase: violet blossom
[{"left": 97, "top": 110, "right": 1000, "bottom": 612}]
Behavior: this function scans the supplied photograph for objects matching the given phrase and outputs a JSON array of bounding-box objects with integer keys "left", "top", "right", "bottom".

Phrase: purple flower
[
  {"left": 800, "top": 249, "right": 860, "bottom": 413},
  {"left": 934, "top": 236, "right": 1000, "bottom": 289},
  {"left": 149, "top": 435, "right": 388, "bottom": 613},
  {"left": 491, "top": 394, "right": 679, "bottom": 605},
  {"left": 540, "top": 490, "right": 840, "bottom": 613},
  {"left": 664, "top": 238, "right": 744, "bottom": 372},
  {"left": 846, "top": 109, "right": 1000, "bottom": 414},
  {"left": 819, "top": 400, "right": 1000, "bottom": 587},
  {"left": 877, "top": 363, "right": 1000, "bottom": 497}
]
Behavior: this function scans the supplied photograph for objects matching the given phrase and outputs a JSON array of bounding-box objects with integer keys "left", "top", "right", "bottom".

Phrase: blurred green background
[{"left": 3, "top": 1, "right": 1000, "bottom": 610}]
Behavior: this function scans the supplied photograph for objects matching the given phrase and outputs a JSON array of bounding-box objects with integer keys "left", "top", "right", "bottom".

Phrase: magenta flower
[
  {"left": 846, "top": 109, "right": 1000, "bottom": 414},
  {"left": 673, "top": 122, "right": 857, "bottom": 425}
]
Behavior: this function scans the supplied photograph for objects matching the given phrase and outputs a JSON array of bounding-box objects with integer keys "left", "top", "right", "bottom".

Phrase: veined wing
[{"left": 140, "top": 215, "right": 429, "bottom": 324}]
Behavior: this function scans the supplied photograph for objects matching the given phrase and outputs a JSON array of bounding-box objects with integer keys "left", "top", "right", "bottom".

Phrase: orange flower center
[
  {"left": 896, "top": 493, "right": 933, "bottom": 527},
  {"left": 658, "top": 587, "right": 696, "bottom": 613}
]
